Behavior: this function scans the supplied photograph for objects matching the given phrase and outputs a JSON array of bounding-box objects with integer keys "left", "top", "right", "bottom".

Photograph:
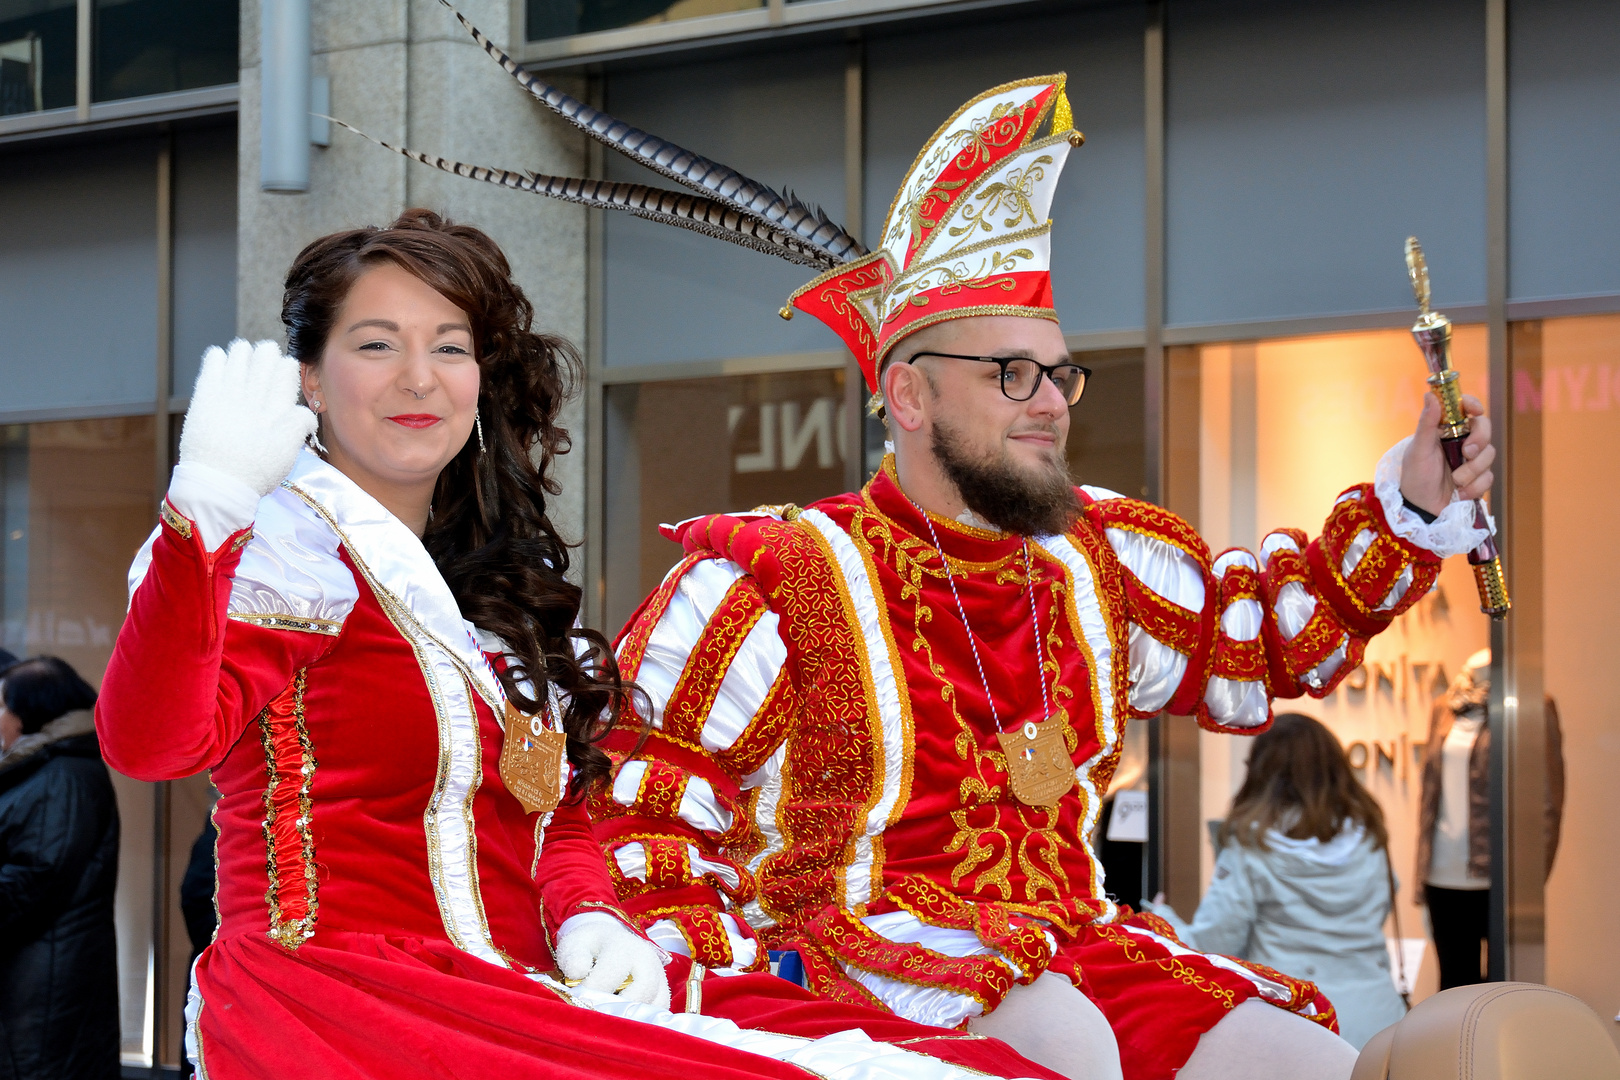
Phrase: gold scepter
[{"left": 1404, "top": 237, "right": 1511, "bottom": 619}]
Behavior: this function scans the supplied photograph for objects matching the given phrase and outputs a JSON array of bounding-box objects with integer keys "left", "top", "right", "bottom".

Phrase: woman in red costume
[{"left": 97, "top": 211, "right": 1058, "bottom": 1080}]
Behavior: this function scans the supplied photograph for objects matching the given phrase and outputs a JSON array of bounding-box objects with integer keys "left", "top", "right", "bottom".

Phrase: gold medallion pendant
[
  {"left": 499, "top": 700, "right": 568, "bottom": 815},
  {"left": 996, "top": 717, "right": 1075, "bottom": 808}
]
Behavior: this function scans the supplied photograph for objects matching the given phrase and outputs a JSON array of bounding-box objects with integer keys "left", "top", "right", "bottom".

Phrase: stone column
[{"left": 237, "top": 0, "right": 589, "bottom": 548}]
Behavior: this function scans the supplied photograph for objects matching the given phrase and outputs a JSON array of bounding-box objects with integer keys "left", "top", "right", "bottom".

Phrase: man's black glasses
[{"left": 906, "top": 352, "right": 1091, "bottom": 406}]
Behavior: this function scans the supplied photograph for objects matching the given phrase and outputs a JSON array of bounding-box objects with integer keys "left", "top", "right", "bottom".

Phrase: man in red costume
[{"left": 592, "top": 78, "right": 1497, "bottom": 1080}]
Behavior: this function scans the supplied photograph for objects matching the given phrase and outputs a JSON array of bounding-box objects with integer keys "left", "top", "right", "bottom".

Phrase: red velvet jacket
[
  {"left": 97, "top": 452, "right": 624, "bottom": 969},
  {"left": 593, "top": 457, "right": 1441, "bottom": 1021}
]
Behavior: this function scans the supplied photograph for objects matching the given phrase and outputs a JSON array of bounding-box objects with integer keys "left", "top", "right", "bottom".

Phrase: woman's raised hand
[{"left": 179, "top": 340, "right": 318, "bottom": 497}]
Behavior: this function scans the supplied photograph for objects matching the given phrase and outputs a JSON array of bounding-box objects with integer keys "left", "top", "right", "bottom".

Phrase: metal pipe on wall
[{"left": 261, "top": 0, "right": 311, "bottom": 193}]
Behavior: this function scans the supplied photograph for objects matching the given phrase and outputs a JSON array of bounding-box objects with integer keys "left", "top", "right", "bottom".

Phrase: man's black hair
[{"left": 2, "top": 656, "right": 97, "bottom": 735}]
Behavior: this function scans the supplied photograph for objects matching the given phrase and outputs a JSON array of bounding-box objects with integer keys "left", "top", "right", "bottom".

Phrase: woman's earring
[
  {"left": 311, "top": 399, "right": 320, "bottom": 411},
  {"left": 475, "top": 410, "right": 486, "bottom": 454}
]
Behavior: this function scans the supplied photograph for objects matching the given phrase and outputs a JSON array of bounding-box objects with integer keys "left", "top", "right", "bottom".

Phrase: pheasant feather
[
  {"left": 435, "top": 0, "right": 865, "bottom": 267},
  {"left": 329, "top": 120, "right": 841, "bottom": 270}
]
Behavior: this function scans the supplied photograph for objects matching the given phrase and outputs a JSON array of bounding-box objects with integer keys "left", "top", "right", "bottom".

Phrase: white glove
[
  {"left": 179, "top": 339, "right": 317, "bottom": 498},
  {"left": 554, "top": 912, "right": 671, "bottom": 1008}
]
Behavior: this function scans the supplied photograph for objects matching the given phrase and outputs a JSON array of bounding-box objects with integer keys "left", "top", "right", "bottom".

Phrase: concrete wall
[{"left": 235, "top": 0, "right": 590, "bottom": 548}]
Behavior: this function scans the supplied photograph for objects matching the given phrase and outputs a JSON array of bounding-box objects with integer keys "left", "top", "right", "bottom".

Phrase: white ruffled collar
[{"left": 281, "top": 449, "right": 504, "bottom": 713}]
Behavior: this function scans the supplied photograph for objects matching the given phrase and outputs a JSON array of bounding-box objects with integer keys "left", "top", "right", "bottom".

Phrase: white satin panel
[
  {"left": 610, "top": 761, "right": 734, "bottom": 834},
  {"left": 1104, "top": 527, "right": 1206, "bottom": 612},
  {"left": 1106, "top": 526, "right": 1204, "bottom": 715},
  {"left": 1203, "top": 677, "right": 1270, "bottom": 730},
  {"left": 740, "top": 744, "right": 788, "bottom": 932},
  {"left": 280, "top": 450, "right": 506, "bottom": 965},
  {"left": 701, "top": 611, "right": 787, "bottom": 753},
  {"left": 1126, "top": 625, "right": 1187, "bottom": 714},
  {"left": 1205, "top": 551, "right": 1267, "bottom": 729},
  {"left": 613, "top": 841, "right": 742, "bottom": 892},
  {"left": 1374, "top": 436, "right": 1493, "bottom": 558},
  {"left": 226, "top": 487, "right": 360, "bottom": 628},
  {"left": 1079, "top": 484, "right": 1127, "bottom": 502},
  {"left": 844, "top": 968, "right": 985, "bottom": 1029},
  {"left": 536, "top": 978, "right": 1035, "bottom": 1080},
  {"left": 633, "top": 558, "right": 746, "bottom": 729},
  {"left": 799, "top": 507, "right": 908, "bottom": 912},
  {"left": 1377, "top": 565, "right": 1414, "bottom": 612},
  {"left": 1034, "top": 534, "right": 1120, "bottom": 922}
]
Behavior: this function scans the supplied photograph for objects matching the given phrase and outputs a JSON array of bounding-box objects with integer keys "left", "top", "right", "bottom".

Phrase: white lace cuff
[
  {"left": 1374, "top": 437, "right": 1493, "bottom": 559},
  {"left": 168, "top": 460, "right": 262, "bottom": 551}
]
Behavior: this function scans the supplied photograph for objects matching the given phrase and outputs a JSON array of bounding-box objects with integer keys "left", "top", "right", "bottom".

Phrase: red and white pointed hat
[{"left": 785, "top": 77, "right": 1081, "bottom": 391}]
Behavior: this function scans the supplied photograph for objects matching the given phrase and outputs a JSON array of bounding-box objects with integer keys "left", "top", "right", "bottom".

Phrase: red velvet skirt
[
  {"left": 191, "top": 931, "right": 1063, "bottom": 1080},
  {"left": 1045, "top": 912, "right": 1339, "bottom": 1080}
]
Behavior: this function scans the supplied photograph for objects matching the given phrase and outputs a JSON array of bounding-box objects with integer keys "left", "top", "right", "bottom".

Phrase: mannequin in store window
[{"left": 1415, "top": 649, "right": 1564, "bottom": 989}]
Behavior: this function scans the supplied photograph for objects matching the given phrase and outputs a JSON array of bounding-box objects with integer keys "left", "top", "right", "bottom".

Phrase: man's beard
[{"left": 930, "top": 418, "right": 1082, "bottom": 537}]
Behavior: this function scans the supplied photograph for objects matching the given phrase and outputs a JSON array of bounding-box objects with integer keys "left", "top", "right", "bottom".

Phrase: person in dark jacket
[{"left": 0, "top": 655, "right": 120, "bottom": 1080}]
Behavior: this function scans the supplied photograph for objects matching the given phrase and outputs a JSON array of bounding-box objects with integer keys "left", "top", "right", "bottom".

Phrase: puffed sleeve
[
  {"left": 1081, "top": 461, "right": 1443, "bottom": 734},
  {"left": 97, "top": 465, "right": 345, "bottom": 780},
  {"left": 590, "top": 556, "right": 795, "bottom": 972}
]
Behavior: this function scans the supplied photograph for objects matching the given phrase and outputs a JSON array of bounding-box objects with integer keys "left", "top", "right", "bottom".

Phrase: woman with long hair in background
[
  {"left": 95, "top": 210, "right": 1057, "bottom": 1080},
  {"left": 1144, "top": 713, "right": 1408, "bottom": 1049}
]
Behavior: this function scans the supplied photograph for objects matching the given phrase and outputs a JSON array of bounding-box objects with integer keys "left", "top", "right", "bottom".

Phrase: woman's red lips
[{"left": 386, "top": 414, "right": 442, "bottom": 429}]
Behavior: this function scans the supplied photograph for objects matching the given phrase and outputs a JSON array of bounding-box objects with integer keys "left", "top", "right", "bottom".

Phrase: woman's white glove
[
  {"left": 179, "top": 339, "right": 317, "bottom": 498},
  {"left": 554, "top": 912, "right": 670, "bottom": 1008}
]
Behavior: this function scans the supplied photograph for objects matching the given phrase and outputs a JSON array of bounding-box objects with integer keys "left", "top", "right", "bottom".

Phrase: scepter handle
[{"left": 1423, "top": 356, "right": 1512, "bottom": 619}]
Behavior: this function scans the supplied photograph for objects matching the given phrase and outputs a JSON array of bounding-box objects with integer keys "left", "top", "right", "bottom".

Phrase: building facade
[{"left": 0, "top": 0, "right": 1615, "bottom": 1069}]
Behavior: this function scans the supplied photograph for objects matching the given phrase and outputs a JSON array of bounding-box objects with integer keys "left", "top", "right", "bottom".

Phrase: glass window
[
  {"left": 603, "top": 367, "right": 851, "bottom": 635},
  {"left": 92, "top": 0, "right": 237, "bottom": 103},
  {"left": 527, "top": 0, "right": 763, "bottom": 41},
  {"left": 1065, "top": 348, "right": 1145, "bottom": 499},
  {"left": 1535, "top": 313, "right": 1620, "bottom": 1022},
  {"left": 0, "top": 0, "right": 74, "bottom": 115},
  {"left": 0, "top": 417, "right": 164, "bottom": 1063},
  {"left": 1180, "top": 327, "right": 1492, "bottom": 1004}
]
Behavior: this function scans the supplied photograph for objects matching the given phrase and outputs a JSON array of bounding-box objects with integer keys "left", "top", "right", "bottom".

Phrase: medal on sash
[
  {"left": 914, "top": 508, "right": 1076, "bottom": 810},
  {"left": 997, "top": 717, "right": 1075, "bottom": 809},
  {"left": 499, "top": 699, "right": 568, "bottom": 815}
]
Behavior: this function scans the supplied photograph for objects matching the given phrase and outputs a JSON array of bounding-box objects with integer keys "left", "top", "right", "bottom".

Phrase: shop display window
[
  {"left": 1178, "top": 326, "right": 1492, "bottom": 1002},
  {"left": 1532, "top": 313, "right": 1620, "bottom": 1014},
  {"left": 0, "top": 417, "right": 176, "bottom": 1061},
  {"left": 602, "top": 367, "right": 854, "bottom": 635}
]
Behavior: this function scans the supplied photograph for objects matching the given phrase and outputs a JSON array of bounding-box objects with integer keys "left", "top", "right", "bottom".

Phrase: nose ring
[{"left": 407, "top": 388, "right": 426, "bottom": 400}]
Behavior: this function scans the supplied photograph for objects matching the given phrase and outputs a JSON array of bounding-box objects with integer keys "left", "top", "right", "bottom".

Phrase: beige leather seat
[{"left": 1352, "top": 983, "right": 1620, "bottom": 1080}]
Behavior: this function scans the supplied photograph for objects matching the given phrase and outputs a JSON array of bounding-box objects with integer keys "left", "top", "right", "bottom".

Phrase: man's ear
[{"left": 883, "top": 359, "right": 930, "bottom": 434}]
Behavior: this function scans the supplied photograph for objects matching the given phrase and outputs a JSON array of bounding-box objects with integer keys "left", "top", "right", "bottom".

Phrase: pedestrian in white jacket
[{"left": 1143, "top": 713, "right": 1408, "bottom": 1049}]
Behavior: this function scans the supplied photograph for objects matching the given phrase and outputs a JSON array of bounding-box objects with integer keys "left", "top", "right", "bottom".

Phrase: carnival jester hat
[{"left": 342, "top": 2, "right": 1080, "bottom": 393}]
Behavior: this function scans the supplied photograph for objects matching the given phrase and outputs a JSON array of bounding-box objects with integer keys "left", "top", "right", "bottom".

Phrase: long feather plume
[
  {"left": 436, "top": 0, "right": 865, "bottom": 267},
  {"left": 330, "top": 119, "right": 841, "bottom": 270}
]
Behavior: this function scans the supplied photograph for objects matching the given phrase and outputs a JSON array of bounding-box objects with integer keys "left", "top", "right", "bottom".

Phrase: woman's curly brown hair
[{"left": 280, "top": 208, "right": 630, "bottom": 790}]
